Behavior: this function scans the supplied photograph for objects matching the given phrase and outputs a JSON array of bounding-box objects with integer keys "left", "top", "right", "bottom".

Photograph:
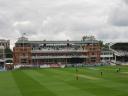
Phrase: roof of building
[
  {"left": 111, "top": 42, "right": 128, "bottom": 52},
  {"left": 16, "top": 39, "right": 99, "bottom": 44},
  {"left": 0, "top": 39, "right": 10, "bottom": 42}
]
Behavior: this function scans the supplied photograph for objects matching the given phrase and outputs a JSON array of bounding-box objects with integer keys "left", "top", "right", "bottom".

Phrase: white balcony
[
  {"left": 0, "top": 59, "right": 5, "bottom": 62},
  {"left": 32, "top": 55, "right": 88, "bottom": 59},
  {"left": 31, "top": 49, "right": 88, "bottom": 53},
  {"left": 100, "top": 55, "right": 113, "bottom": 58}
]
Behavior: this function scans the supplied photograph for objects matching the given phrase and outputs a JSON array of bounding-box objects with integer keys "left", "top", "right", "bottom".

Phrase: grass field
[{"left": 0, "top": 66, "right": 128, "bottom": 96}]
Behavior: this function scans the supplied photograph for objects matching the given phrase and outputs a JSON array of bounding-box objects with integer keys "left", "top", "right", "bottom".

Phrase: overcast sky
[{"left": 0, "top": 0, "right": 128, "bottom": 47}]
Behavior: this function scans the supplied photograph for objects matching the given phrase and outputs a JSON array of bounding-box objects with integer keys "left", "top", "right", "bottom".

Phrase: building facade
[
  {"left": 13, "top": 36, "right": 101, "bottom": 67},
  {"left": 0, "top": 39, "right": 10, "bottom": 48},
  {"left": 0, "top": 46, "right": 5, "bottom": 70},
  {"left": 100, "top": 48, "right": 113, "bottom": 64},
  {"left": 110, "top": 42, "right": 128, "bottom": 65},
  {"left": 0, "top": 39, "right": 10, "bottom": 70}
]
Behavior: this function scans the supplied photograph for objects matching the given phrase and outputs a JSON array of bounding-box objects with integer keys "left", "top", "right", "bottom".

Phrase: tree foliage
[{"left": 4, "top": 48, "right": 12, "bottom": 58}]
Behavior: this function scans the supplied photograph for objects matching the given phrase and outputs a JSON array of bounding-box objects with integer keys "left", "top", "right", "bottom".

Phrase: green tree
[
  {"left": 99, "top": 40, "right": 103, "bottom": 47},
  {"left": 4, "top": 48, "right": 12, "bottom": 58}
]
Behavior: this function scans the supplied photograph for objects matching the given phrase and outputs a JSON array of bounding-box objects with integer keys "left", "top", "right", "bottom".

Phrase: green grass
[{"left": 0, "top": 66, "right": 128, "bottom": 96}]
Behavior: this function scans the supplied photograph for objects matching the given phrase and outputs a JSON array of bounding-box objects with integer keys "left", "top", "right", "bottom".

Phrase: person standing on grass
[{"left": 101, "top": 71, "right": 103, "bottom": 76}]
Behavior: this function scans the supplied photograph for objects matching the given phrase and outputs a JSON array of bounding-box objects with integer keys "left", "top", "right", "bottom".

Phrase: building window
[
  {"left": 92, "top": 53, "right": 95, "bottom": 55},
  {"left": 91, "top": 57, "right": 96, "bottom": 62}
]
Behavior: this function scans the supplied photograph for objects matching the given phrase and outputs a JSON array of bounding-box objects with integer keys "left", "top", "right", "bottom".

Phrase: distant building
[
  {"left": 0, "top": 39, "right": 12, "bottom": 70},
  {"left": 110, "top": 42, "right": 128, "bottom": 65},
  {"left": 0, "top": 39, "right": 10, "bottom": 48},
  {"left": 101, "top": 48, "right": 113, "bottom": 64},
  {"left": 13, "top": 36, "right": 101, "bottom": 68},
  {"left": 0, "top": 46, "right": 5, "bottom": 70}
]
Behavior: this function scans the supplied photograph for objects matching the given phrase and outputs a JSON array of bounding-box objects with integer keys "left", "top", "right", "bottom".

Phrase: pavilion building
[{"left": 13, "top": 36, "right": 101, "bottom": 67}]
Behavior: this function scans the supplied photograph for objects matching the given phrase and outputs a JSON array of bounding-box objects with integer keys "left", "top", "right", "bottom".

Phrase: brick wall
[{"left": 13, "top": 47, "right": 32, "bottom": 65}]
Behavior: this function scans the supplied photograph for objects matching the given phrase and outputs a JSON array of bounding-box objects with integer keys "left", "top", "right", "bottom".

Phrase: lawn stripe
[
  {"left": 12, "top": 70, "right": 56, "bottom": 96},
  {"left": 1, "top": 66, "right": 128, "bottom": 96},
  {"left": 78, "top": 74, "right": 99, "bottom": 80},
  {"left": 44, "top": 68, "right": 128, "bottom": 96},
  {"left": 24, "top": 69, "right": 96, "bottom": 96},
  {"left": 0, "top": 72, "right": 22, "bottom": 96}
]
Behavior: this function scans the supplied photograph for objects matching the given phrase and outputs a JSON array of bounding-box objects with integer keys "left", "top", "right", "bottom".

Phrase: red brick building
[{"left": 13, "top": 36, "right": 101, "bottom": 67}]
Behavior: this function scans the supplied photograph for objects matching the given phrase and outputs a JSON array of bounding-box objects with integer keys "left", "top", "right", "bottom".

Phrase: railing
[
  {"left": 32, "top": 55, "right": 88, "bottom": 59},
  {"left": 0, "top": 59, "right": 5, "bottom": 62},
  {"left": 100, "top": 55, "right": 113, "bottom": 58},
  {"left": 31, "top": 49, "right": 88, "bottom": 53}
]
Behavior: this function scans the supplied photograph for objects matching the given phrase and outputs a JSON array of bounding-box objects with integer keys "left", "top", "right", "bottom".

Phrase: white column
[{"left": 115, "top": 54, "right": 116, "bottom": 63}]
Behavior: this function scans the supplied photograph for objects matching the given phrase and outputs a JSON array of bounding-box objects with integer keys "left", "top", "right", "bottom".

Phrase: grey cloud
[
  {"left": 13, "top": 21, "right": 38, "bottom": 36},
  {"left": 109, "top": 1, "right": 128, "bottom": 26},
  {"left": 0, "top": 0, "right": 128, "bottom": 48},
  {"left": 124, "top": 0, "right": 128, "bottom": 4}
]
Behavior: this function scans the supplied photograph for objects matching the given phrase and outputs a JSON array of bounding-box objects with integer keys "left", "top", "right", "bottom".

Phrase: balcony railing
[
  {"left": 31, "top": 49, "right": 88, "bottom": 53},
  {"left": 32, "top": 55, "right": 88, "bottom": 59}
]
